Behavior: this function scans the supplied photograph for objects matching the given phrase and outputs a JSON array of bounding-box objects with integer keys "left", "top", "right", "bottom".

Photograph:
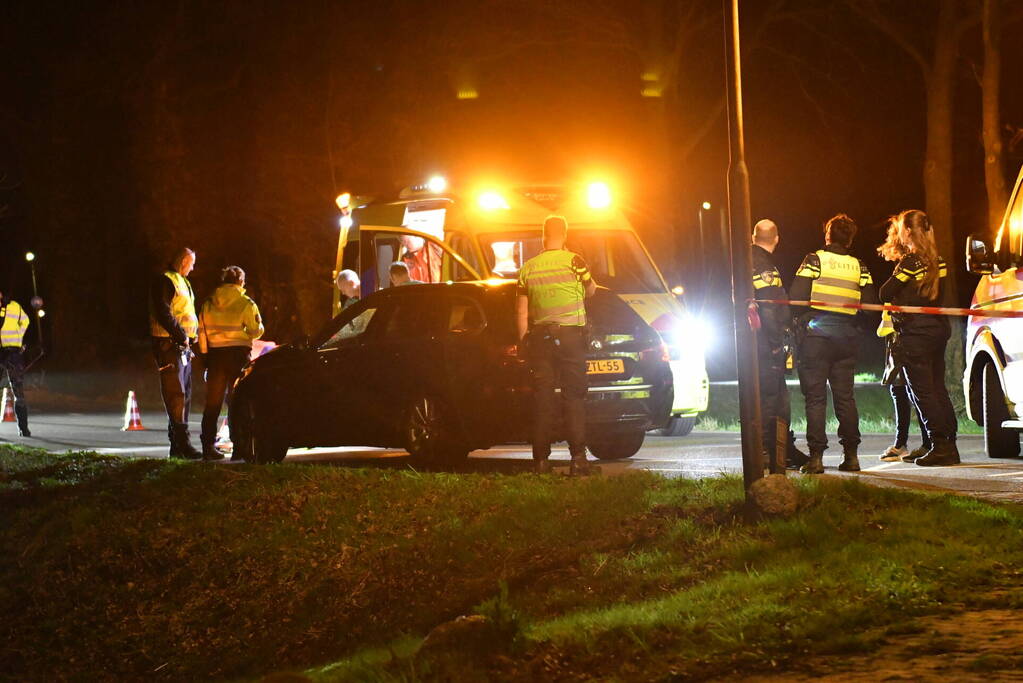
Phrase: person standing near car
[
  {"left": 149, "top": 247, "right": 201, "bottom": 459},
  {"left": 879, "top": 209, "right": 958, "bottom": 466},
  {"left": 876, "top": 220, "right": 930, "bottom": 462},
  {"left": 751, "top": 220, "right": 808, "bottom": 471},
  {"left": 197, "top": 266, "right": 264, "bottom": 462},
  {"left": 516, "top": 215, "right": 597, "bottom": 475},
  {"left": 790, "top": 214, "right": 877, "bottom": 474},
  {"left": 0, "top": 289, "right": 31, "bottom": 436}
]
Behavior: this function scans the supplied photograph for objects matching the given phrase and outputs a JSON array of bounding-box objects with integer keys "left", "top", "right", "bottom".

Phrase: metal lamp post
[
  {"left": 25, "top": 252, "right": 44, "bottom": 348},
  {"left": 723, "top": 0, "right": 763, "bottom": 496}
]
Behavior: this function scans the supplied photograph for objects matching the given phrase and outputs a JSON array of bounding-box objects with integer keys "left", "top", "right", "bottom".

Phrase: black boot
[
  {"left": 14, "top": 404, "right": 30, "bottom": 437},
  {"left": 201, "top": 434, "right": 224, "bottom": 462},
  {"left": 801, "top": 450, "right": 824, "bottom": 474},
  {"left": 838, "top": 447, "right": 860, "bottom": 472},
  {"left": 915, "top": 437, "right": 960, "bottom": 467},
  {"left": 569, "top": 454, "right": 598, "bottom": 476},
  {"left": 171, "top": 423, "right": 202, "bottom": 460},
  {"left": 787, "top": 443, "right": 810, "bottom": 469}
]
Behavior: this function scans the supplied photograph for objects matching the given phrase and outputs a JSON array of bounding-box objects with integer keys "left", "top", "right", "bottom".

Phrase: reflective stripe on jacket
[
  {"left": 517, "top": 249, "right": 591, "bottom": 326},
  {"left": 0, "top": 301, "right": 29, "bottom": 348},
  {"left": 800, "top": 249, "right": 868, "bottom": 315},
  {"left": 149, "top": 271, "right": 198, "bottom": 339},
  {"left": 877, "top": 310, "right": 895, "bottom": 337},
  {"left": 198, "top": 284, "right": 264, "bottom": 352}
]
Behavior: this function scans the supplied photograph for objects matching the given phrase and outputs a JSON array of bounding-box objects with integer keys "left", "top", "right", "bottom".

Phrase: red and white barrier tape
[{"left": 753, "top": 299, "right": 1023, "bottom": 319}]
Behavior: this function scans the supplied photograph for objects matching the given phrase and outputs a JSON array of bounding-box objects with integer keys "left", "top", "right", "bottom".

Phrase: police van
[
  {"left": 332, "top": 177, "right": 709, "bottom": 435},
  {"left": 964, "top": 164, "right": 1023, "bottom": 458}
]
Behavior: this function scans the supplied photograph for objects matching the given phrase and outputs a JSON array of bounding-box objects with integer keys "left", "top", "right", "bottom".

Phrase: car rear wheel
[
  {"left": 232, "top": 396, "right": 289, "bottom": 464},
  {"left": 656, "top": 415, "right": 696, "bottom": 437},
  {"left": 405, "top": 396, "right": 469, "bottom": 465},
  {"left": 983, "top": 363, "right": 1020, "bottom": 458},
  {"left": 589, "top": 430, "right": 645, "bottom": 460}
]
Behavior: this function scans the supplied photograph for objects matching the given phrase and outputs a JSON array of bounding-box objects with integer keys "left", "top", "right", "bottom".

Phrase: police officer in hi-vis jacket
[
  {"left": 149, "top": 247, "right": 201, "bottom": 459},
  {"left": 751, "top": 219, "right": 808, "bottom": 471},
  {"left": 0, "top": 290, "right": 31, "bottom": 436},
  {"left": 790, "top": 214, "right": 878, "bottom": 474},
  {"left": 516, "top": 215, "right": 597, "bottom": 476}
]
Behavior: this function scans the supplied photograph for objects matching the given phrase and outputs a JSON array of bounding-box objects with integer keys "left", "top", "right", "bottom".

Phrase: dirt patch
[{"left": 739, "top": 597, "right": 1023, "bottom": 682}]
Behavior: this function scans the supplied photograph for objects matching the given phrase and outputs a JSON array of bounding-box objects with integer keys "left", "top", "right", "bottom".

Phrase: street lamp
[{"left": 25, "top": 251, "right": 44, "bottom": 348}]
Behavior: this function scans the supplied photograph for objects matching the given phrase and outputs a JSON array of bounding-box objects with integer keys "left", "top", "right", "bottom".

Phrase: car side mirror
[{"left": 966, "top": 233, "right": 994, "bottom": 275}]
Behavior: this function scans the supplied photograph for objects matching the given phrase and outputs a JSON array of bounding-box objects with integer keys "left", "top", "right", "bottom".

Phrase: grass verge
[{"left": 2, "top": 448, "right": 1022, "bottom": 681}]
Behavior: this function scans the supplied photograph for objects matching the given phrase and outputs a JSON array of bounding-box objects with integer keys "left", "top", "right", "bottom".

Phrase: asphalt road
[{"left": 4, "top": 411, "right": 1023, "bottom": 502}]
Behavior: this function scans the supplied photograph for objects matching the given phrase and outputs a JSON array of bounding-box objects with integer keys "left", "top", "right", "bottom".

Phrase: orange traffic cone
[
  {"left": 1, "top": 388, "right": 15, "bottom": 422},
  {"left": 121, "top": 390, "right": 145, "bottom": 431}
]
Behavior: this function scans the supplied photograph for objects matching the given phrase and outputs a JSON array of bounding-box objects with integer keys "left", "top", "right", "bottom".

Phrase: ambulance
[
  {"left": 332, "top": 177, "right": 710, "bottom": 435},
  {"left": 964, "top": 164, "right": 1023, "bottom": 458}
]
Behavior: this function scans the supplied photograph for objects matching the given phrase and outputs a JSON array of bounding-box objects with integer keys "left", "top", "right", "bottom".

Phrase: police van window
[
  {"left": 396, "top": 233, "right": 443, "bottom": 284},
  {"left": 447, "top": 297, "right": 485, "bottom": 334},
  {"left": 446, "top": 232, "right": 480, "bottom": 281},
  {"left": 318, "top": 305, "right": 380, "bottom": 351}
]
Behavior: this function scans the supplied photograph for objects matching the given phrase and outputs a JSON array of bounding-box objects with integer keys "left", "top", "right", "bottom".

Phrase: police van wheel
[
  {"left": 589, "top": 430, "right": 645, "bottom": 460},
  {"left": 405, "top": 396, "right": 468, "bottom": 465},
  {"left": 656, "top": 416, "right": 696, "bottom": 437},
  {"left": 983, "top": 363, "right": 1021, "bottom": 459}
]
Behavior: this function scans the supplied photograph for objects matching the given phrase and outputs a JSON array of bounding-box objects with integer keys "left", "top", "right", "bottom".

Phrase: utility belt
[{"left": 525, "top": 324, "right": 588, "bottom": 354}]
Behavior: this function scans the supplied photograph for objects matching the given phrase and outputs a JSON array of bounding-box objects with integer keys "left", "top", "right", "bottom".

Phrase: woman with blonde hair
[
  {"left": 876, "top": 219, "right": 930, "bottom": 461},
  {"left": 879, "top": 210, "right": 958, "bottom": 466}
]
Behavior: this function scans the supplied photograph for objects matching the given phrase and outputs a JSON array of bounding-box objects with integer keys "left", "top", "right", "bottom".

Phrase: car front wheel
[
  {"left": 589, "top": 430, "right": 645, "bottom": 460},
  {"left": 232, "top": 396, "right": 289, "bottom": 464},
  {"left": 405, "top": 396, "right": 469, "bottom": 465},
  {"left": 983, "top": 363, "right": 1020, "bottom": 458}
]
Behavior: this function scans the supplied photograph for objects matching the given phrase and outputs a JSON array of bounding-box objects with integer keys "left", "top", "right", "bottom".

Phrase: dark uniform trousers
[
  {"left": 0, "top": 347, "right": 28, "bottom": 428},
  {"left": 527, "top": 324, "right": 587, "bottom": 460},
  {"left": 798, "top": 334, "right": 860, "bottom": 453},
  {"left": 201, "top": 347, "right": 251, "bottom": 446},
  {"left": 758, "top": 350, "right": 790, "bottom": 457},
  {"left": 895, "top": 333, "right": 956, "bottom": 442},
  {"left": 151, "top": 337, "right": 193, "bottom": 439}
]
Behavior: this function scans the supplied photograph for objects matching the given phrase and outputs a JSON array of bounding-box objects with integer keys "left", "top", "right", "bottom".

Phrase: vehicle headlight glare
[
  {"left": 479, "top": 191, "right": 510, "bottom": 210},
  {"left": 586, "top": 182, "right": 612, "bottom": 209}
]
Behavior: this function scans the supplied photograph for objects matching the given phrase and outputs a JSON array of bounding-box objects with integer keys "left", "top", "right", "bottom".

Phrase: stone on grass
[
  {"left": 749, "top": 474, "right": 798, "bottom": 516},
  {"left": 420, "top": 614, "right": 494, "bottom": 653}
]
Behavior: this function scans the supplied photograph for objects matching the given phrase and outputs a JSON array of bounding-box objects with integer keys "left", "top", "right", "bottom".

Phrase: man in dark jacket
[
  {"left": 149, "top": 248, "right": 201, "bottom": 459},
  {"left": 790, "top": 214, "right": 878, "bottom": 474},
  {"left": 751, "top": 220, "right": 808, "bottom": 471}
]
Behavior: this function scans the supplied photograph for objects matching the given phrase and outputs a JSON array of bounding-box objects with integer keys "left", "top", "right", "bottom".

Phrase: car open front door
[{"left": 356, "top": 226, "right": 481, "bottom": 293}]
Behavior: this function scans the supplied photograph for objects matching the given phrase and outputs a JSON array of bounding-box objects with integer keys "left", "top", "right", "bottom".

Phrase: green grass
[
  {"left": 702, "top": 382, "right": 982, "bottom": 435},
  {"left": 3, "top": 447, "right": 1023, "bottom": 681}
]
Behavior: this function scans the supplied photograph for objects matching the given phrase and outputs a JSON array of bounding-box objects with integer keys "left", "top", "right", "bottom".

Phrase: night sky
[{"left": 1, "top": 0, "right": 1020, "bottom": 367}]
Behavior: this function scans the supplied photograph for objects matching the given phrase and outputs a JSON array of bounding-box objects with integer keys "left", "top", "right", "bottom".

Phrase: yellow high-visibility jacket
[
  {"left": 198, "top": 284, "right": 264, "bottom": 353},
  {"left": 0, "top": 300, "right": 29, "bottom": 348}
]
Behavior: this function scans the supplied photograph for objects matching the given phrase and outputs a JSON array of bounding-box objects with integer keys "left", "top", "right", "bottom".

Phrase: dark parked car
[{"left": 230, "top": 280, "right": 672, "bottom": 464}]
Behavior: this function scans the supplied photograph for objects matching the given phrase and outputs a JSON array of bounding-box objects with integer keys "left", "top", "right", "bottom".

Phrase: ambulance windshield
[{"left": 480, "top": 230, "right": 665, "bottom": 294}]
